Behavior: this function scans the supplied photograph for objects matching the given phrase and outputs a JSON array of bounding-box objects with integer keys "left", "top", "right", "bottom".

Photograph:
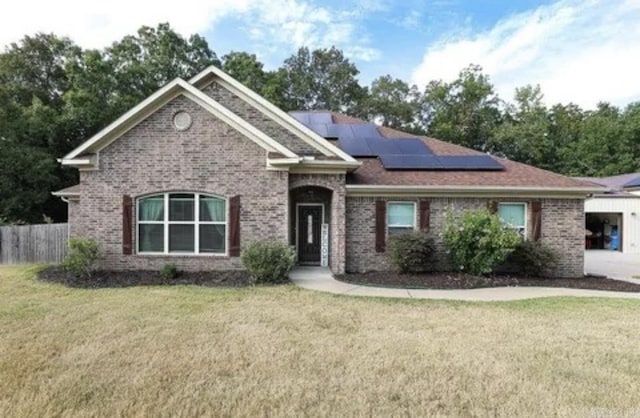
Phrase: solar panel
[
  {"left": 339, "top": 136, "right": 375, "bottom": 157},
  {"left": 308, "top": 112, "right": 333, "bottom": 125},
  {"left": 379, "top": 154, "right": 442, "bottom": 169},
  {"left": 624, "top": 176, "right": 640, "bottom": 188},
  {"left": 395, "top": 138, "right": 433, "bottom": 155},
  {"left": 438, "top": 155, "right": 504, "bottom": 170},
  {"left": 289, "top": 112, "right": 311, "bottom": 126},
  {"left": 308, "top": 123, "right": 329, "bottom": 137},
  {"left": 367, "top": 137, "right": 403, "bottom": 155},
  {"left": 351, "top": 124, "right": 382, "bottom": 138}
]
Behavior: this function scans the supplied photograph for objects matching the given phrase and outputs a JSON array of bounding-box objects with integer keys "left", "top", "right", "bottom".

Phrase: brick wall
[
  {"left": 289, "top": 174, "right": 347, "bottom": 273},
  {"left": 74, "top": 95, "right": 289, "bottom": 271},
  {"left": 345, "top": 196, "right": 584, "bottom": 278},
  {"left": 203, "top": 83, "right": 320, "bottom": 156}
]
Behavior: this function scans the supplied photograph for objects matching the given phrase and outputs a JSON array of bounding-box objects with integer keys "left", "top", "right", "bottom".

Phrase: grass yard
[{"left": 2, "top": 266, "right": 640, "bottom": 417}]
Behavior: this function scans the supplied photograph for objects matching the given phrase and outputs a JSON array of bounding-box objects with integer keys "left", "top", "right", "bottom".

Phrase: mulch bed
[
  {"left": 38, "top": 267, "right": 254, "bottom": 288},
  {"left": 336, "top": 271, "right": 640, "bottom": 293}
]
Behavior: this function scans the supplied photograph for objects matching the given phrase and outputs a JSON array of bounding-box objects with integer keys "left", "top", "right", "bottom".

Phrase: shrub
[
  {"left": 441, "top": 209, "right": 521, "bottom": 276},
  {"left": 63, "top": 238, "right": 99, "bottom": 278},
  {"left": 161, "top": 263, "right": 179, "bottom": 280},
  {"left": 241, "top": 241, "right": 296, "bottom": 284},
  {"left": 388, "top": 231, "right": 436, "bottom": 273},
  {"left": 509, "top": 240, "right": 558, "bottom": 277}
]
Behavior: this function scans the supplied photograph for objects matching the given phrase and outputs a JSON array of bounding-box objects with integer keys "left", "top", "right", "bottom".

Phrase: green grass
[{"left": 2, "top": 265, "right": 640, "bottom": 417}]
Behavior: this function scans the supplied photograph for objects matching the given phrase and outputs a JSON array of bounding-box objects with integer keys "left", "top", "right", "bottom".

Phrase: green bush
[
  {"left": 63, "top": 238, "right": 99, "bottom": 278},
  {"left": 161, "top": 263, "right": 179, "bottom": 280},
  {"left": 509, "top": 240, "right": 558, "bottom": 277},
  {"left": 442, "top": 209, "right": 521, "bottom": 276},
  {"left": 241, "top": 241, "right": 296, "bottom": 284},
  {"left": 388, "top": 231, "right": 436, "bottom": 273}
]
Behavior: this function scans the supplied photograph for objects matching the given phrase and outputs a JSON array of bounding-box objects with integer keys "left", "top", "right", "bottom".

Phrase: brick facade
[
  {"left": 68, "top": 83, "right": 585, "bottom": 278},
  {"left": 345, "top": 196, "right": 584, "bottom": 278},
  {"left": 289, "top": 174, "right": 347, "bottom": 274},
  {"left": 203, "top": 83, "right": 320, "bottom": 156},
  {"left": 72, "top": 95, "right": 289, "bottom": 271}
]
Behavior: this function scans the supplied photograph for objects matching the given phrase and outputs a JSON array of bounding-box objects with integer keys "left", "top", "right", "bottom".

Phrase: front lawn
[{"left": 2, "top": 265, "right": 640, "bottom": 417}]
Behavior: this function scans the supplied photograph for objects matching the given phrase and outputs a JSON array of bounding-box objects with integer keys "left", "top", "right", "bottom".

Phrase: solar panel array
[{"left": 290, "top": 111, "right": 504, "bottom": 171}]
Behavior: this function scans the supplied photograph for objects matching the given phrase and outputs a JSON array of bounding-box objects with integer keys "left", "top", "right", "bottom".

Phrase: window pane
[
  {"left": 388, "top": 203, "right": 415, "bottom": 226},
  {"left": 169, "top": 224, "right": 195, "bottom": 252},
  {"left": 200, "top": 197, "right": 226, "bottom": 222},
  {"left": 139, "top": 224, "right": 164, "bottom": 252},
  {"left": 498, "top": 204, "right": 525, "bottom": 227},
  {"left": 388, "top": 226, "right": 412, "bottom": 237},
  {"left": 139, "top": 196, "right": 164, "bottom": 221},
  {"left": 199, "top": 224, "right": 226, "bottom": 253},
  {"left": 169, "top": 194, "right": 194, "bottom": 221}
]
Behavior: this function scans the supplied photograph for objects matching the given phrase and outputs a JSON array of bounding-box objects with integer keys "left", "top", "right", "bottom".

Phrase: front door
[{"left": 297, "top": 205, "right": 322, "bottom": 264}]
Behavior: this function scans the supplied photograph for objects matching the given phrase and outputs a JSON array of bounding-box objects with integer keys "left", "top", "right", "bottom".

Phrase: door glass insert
[{"left": 307, "top": 214, "right": 313, "bottom": 244}]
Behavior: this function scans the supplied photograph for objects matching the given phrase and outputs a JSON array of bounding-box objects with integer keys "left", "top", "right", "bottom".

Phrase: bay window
[{"left": 137, "top": 193, "right": 226, "bottom": 254}]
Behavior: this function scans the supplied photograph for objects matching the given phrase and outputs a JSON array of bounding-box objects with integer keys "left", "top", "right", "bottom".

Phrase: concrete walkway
[
  {"left": 585, "top": 250, "right": 640, "bottom": 282},
  {"left": 289, "top": 267, "right": 640, "bottom": 302}
]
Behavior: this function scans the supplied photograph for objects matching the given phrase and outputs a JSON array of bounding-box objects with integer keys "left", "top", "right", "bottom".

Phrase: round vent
[{"left": 173, "top": 111, "right": 192, "bottom": 131}]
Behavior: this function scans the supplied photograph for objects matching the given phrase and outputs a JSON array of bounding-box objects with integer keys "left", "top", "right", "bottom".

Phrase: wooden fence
[{"left": 0, "top": 223, "right": 68, "bottom": 264}]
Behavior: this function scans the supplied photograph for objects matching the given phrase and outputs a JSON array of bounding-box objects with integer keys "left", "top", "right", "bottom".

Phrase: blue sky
[{"left": 2, "top": 0, "right": 639, "bottom": 108}]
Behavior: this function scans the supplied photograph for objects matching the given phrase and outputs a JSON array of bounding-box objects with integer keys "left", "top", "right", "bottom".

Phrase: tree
[
  {"left": 489, "top": 85, "right": 556, "bottom": 169},
  {"left": 222, "top": 51, "right": 267, "bottom": 93},
  {"left": 562, "top": 103, "right": 636, "bottom": 176},
  {"left": 0, "top": 24, "right": 221, "bottom": 223},
  {"left": 361, "top": 75, "right": 425, "bottom": 134},
  {"left": 422, "top": 64, "right": 501, "bottom": 150},
  {"left": 105, "top": 23, "right": 219, "bottom": 110},
  {"left": 279, "top": 47, "right": 366, "bottom": 112}
]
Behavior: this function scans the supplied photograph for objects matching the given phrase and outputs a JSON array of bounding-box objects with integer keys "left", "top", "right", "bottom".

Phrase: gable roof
[
  {"left": 189, "top": 66, "right": 357, "bottom": 163},
  {"left": 576, "top": 173, "right": 640, "bottom": 190},
  {"left": 61, "top": 78, "right": 301, "bottom": 167},
  {"left": 319, "top": 112, "right": 604, "bottom": 196}
]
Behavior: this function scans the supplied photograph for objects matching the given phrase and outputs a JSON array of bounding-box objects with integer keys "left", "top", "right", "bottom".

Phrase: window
[
  {"left": 387, "top": 202, "right": 416, "bottom": 236},
  {"left": 498, "top": 203, "right": 527, "bottom": 236},
  {"left": 137, "top": 193, "right": 226, "bottom": 254}
]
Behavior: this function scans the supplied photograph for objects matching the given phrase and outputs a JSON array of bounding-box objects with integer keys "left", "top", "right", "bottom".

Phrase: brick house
[{"left": 54, "top": 66, "right": 603, "bottom": 278}]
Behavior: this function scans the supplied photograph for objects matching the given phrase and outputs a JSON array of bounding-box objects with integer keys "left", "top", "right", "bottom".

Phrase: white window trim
[
  {"left": 387, "top": 201, "right": 417, "bottom": 234},
  {"left": 137, "top": 192, "right": 228, "bottom": 256},
  {"left": 497, "top": 202, "right": 528, "bottom": 236}
]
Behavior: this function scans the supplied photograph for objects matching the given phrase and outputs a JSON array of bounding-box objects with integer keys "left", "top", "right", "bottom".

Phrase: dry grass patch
[{"left": 2, "top": 265, "right": 640, "bottom": 417}]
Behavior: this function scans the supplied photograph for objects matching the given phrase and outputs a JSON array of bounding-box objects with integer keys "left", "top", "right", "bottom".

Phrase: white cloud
[
  {"left": 0, "top": 0, "right": 379, "bottom": 62},
  {"left": 410, "top": 0, "right": 640, "bottom": 109}
]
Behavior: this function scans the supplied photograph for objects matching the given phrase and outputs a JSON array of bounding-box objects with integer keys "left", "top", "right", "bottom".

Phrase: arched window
[{"left": 137, "top": 193, "right": 227, "bottom": 255}]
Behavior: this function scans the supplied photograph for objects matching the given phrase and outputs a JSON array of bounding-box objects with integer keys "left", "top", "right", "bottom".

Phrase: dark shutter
[
  {"left": 488, "top": 200, "right": 498, "bottom": 214},
  {"left": 123, "top": 195, "right": 133, "bottom": 255},
  {"left": 419, "top": 200, "right": 431, "bottom": 232},
  {"left": 229, "top": 195, "right": 241, "bottom": 257},
  {"left": 530, "top": 201, "right": 542, "bottom": 241},
  {"left": 375, "top": 200, "right": 386, "bottom": 253}
]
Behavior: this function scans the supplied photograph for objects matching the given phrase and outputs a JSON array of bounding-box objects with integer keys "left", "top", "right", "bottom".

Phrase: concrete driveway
[{"left": 585, "top": 250, "right": 640, "bottom": 280}]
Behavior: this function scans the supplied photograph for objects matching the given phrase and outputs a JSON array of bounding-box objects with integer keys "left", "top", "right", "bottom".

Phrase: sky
[{"left": 2, "top": 0, "right": 639, "bottom": 109}]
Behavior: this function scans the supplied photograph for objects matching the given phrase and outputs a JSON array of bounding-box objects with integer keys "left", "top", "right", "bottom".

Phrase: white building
[{"left": 578, "top": 173, "right": 640, "bottom": 254}]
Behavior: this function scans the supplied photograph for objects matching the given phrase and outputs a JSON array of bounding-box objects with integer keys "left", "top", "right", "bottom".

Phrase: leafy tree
[
  {"left": 489, "top": 85, "right": 556, "bottom": 169},
  {"left": 361, "top": 75, "right": 425, "bottom": 134},
  {"left": 562, "top": 103, "right": 636, "bottom": 176},
  {"left": 105, "top": 23, "right": 219, "bottom": 110},
  {"left": 279, "top": 47, "right": 366, "bottom": 112},
  {"left": 422, "top": 64, "right": 501, "bottom": 150},
  {"left": 0, "top": 140, "right": 57, "bottom": 223},
  {"left": 222, "top": 51, "right": 267, "bottom": 93}
]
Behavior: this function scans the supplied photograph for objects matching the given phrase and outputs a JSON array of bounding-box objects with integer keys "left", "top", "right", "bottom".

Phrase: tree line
[{"left": 1, "top": 23, "right": 638, "bottom": 224}]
